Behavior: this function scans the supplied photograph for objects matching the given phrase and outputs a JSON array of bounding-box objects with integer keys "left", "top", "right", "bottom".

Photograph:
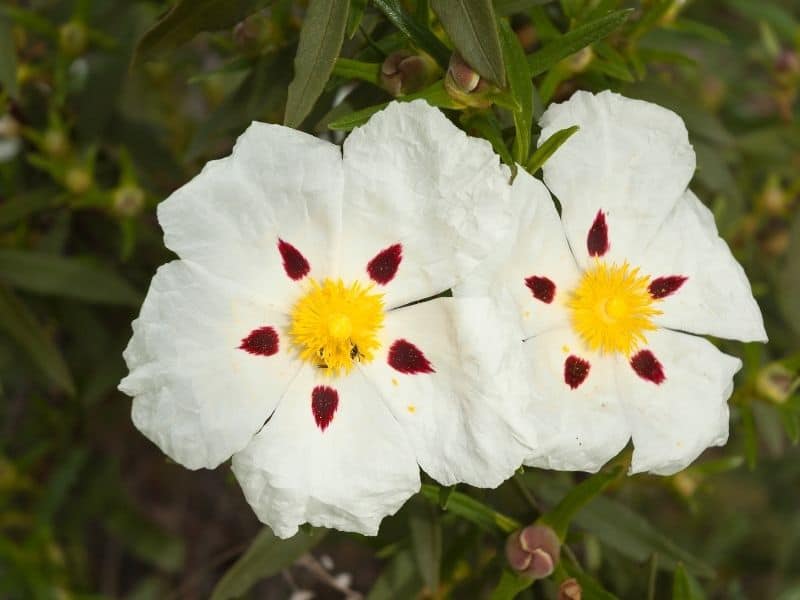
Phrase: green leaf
[
  {"left": 494, "top": 0, "right": 554, "bottom": 16},
  {"left": 0, "top": 250, "right": 141, "bottom": 305},
  {"left": 560, "top": 560, "right": 620, "bottom": 600},
  {"left": 740, "top": 401, "right": 759, "bottom": 470},
  {"left": 461, "top": 112, "right": 514, "bottom": 167},
  {"left": 328, "top": 80, "right": 460, "bottom": 131},
  {"left": 347, "top": 0, "right": 368, "bottom": 38},
  {"left": 431, "top": 0, "right": 505, "bottom": 86},
  {"left": 672, "top": 564, "right": 706, "bottom": 600},
  {"left": 526, "top": 125, "right": 579, "bottom": 174},
  {"left": 420, "top": 483, "right": 521, "bottom": 534},
  {"left": 134, "top": 0, "right": 273, "bottom": 62},
  {"left": 284, "top": 0, "right": 350, "bottom": 128},
  {"left": 498, "top": 19, "right": 533, "bottom": 164},
  {"left": 0, "top": 286, "right": 75, "bottom": 394},
  {"left": 0, "top": 13, "right": 18, "bottom": 97},
  {"left": 779, "top": 212, "right": 800, "bottom": 335},
  {"left": 489, "top": 569, "right": 533, "bottom": 600},
  {"left": 373, "top": 0, "right": 451, "bottom": 67},
  {"left": 527, "top": 9, "right": 632, "bottom": 77},
  {"left": 409, "top": 504, "right": 442, "bottom": 592},
  {"left": 367, "top": 548, "right": 424, "bottom": 600},
  {"left": 211, "top": 527, "right": 327, "bottom": 600},
  {"left": 0, "top": 194, "right": 57, "bottom": 229},
  {"left": 332, "top": 57, "right": 382, "bottom": 84},
  {"left": 539, "top": 466, "right": 623, "bottom": 540}
]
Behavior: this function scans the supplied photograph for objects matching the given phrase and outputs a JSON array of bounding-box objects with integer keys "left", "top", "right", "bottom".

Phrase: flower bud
[
  {"left": 758, "top": 176, "right": 787, "bottom": 216},
  {"left": 59, "top": 21, "right": 89, "bottom": 57},
  {"left": 381, "top": 51, "right": 436, "bottom": 97},
  {"left": 505, "top": 524, "right": 560, "bottom": 579},
  {"left": 444, "top": 52, "right": 492, "bottom": 109},
  {"left": 757, "top": 217, "right": 790, "bottom": 257},
  {"left": 756, "top": 362, "right": 798, "bottom": 405},
  {"left": 43, "top": 129, "right": 69, "bottom": 158},
  {"left": 559, "top": 577, "right": 582, "bottom": 600},
  {"left": 112, "top": 185, "right": 146, "bottom": 218},
  {"left": 64, "top": 166, "right": 92, "bottom": 195},
  {"left": 566, "top": 47, "right": 593, "bottom": 74}
]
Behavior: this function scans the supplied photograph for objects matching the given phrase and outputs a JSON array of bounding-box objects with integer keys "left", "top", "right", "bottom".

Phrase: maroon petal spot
[
  {"left": 388, "top": 339, "right": 435, "bottom": 374},
  {"left": 367, "top": 243, "right": 403, "bottom": 285},
  {"left": 564, "top": 355, "right": 591, "bottom": 389},
  {"left": 525, "top": 276, "right": 556, "bottom": 304},
  {"left": 239, "top": 326, "right": 279, "bottom": 356},
  {"left": 587, "top": 210, "right": 610, "bottom": 257},
  {"left": 311, "top": 385, "right": 339, "bottom": 431},
  {"left": 648, "top": 275, "right": 688, "bottom": 299},
  {"left": 630, "top": 350, "right": 666, "bottom": 385},
  {"left": 278, "top": 238, "right": 310, "bottom": 280}
]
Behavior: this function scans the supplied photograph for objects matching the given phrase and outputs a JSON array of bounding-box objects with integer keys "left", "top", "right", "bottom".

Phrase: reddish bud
[
  {"left": 505, "top": 525, "right": 561, "bottom": 579},
  {"left": 444, "top": 52, "right": 492, "bottom": 108},
  {"left": 380, "top": 51, "right": 436, "bottom": 96},
  {"left": 559, "top": 578, "right": 582, "bottom": 600}
]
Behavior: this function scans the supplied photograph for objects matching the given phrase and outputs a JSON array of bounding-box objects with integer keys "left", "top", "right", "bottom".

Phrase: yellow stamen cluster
[
  {"left": 289, "top": 279, "right": 384, "bottom": 376},
  {"left": 568, "top": 261, "right": 661, "bottom": 355}
]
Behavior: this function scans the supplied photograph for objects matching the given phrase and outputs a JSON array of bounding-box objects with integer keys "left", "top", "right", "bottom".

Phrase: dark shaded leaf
[
  {"left": 367, "top": 548, "right": 424, "bottom": 600},
  {"left": 461, "top": 112, "right": 514, "bottom": 167},
  {"left": 431, "top": 0, "right": 505, "bottom": 85},
  {"left": 284, "top": 0, "right": 350, "bottom": 127},
  {"left": 672, "top": 563, "right": 706, "bottom": 600},
  {"left": 373, "top": 0, "right": 451, "bottom": 67},
  {"left": 498, "top": 19, "right": 533, "bottom": 164},
  {"left": 409, "top": 504, "right": 442, "bottom": 592},
  {"left": 134, "top": 0, "right": 273, "bottom": 61},
  {"left": 0, "top": 14, "right": 18, "bottom": 97},
  {"left": 420, "top": 483, "right": 520, "bottom": 534},
  {"left": 211, "top": 527, "right": 327, "bottom": 600},
  {"left": 527, "top": 9, "right": 632, "bottom": 76},
  {"left": 0, "top": 250, "right": 141, "bottom": 305},
  {"left": 0, "top": 286, "right": 75, "bottom": 394}
]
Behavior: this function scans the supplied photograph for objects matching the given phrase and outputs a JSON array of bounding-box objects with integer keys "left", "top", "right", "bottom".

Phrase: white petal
[
  {"left": 454, "top": 168, "right": 580, "bottom": 338},
  {"left": 522, "top": 328, "right": 629, "bottom": 472},
  {"left": 120, "top": 261, "right": 299, "bottom": 470},
  {"left": 615, "top": 328, "right": 741, "bottom": 475},
  {"left": 232, "top": 366, "right": 420, "bottom": 539},
  {"left": 363, "top": 297, "right": 535, "bottom": 487},
  {"left": 339, "top": 100, "right": 514, "bottom": 308},
  {"left": 639, "top": 190, "right": 767, "bottom": 342},
  {"left": 539, "top": 91, "right": 695, "bottom": 267},
  {"left": 158, "top": 122, "right": 343, "bottom": 311}
]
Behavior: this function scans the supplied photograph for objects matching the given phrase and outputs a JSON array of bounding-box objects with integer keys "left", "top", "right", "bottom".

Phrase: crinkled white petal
[
  {"left": 539, "top": 91, "right": 695, "bottom": 267},
  {"left": 231, "top": 367, "right": 420, "bottom": 539},
  {"left": 454, "top": 167, "right": 580, "bottom": 339},
  {"left": 362, "top": 297, "right": 536, "bottom": 488},
  {"left": 522, "top": 328, "right": 629, "bottom": 472},
  {"left": 339, "top": 100, "right": 514, "bottom": 308},
  {"left": 615, "top": 328, "right": 741, "bottom": 475},
  {"left": 640, "top": 190, "right": 767, "bottom": 342},
  {"left": 157, "top": 122, "right": 343, "bottom": 311},
  {"left": 120, "top": 261, "right": 300, "bottom": 470}
]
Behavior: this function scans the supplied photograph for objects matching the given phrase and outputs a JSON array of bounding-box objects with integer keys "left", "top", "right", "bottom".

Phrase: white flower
[
  {"left": 119, "top": 100, "right": 535, "bottom": 538},
  {"left": 456, "top": 91, "right": 767, "bottom": 476}
]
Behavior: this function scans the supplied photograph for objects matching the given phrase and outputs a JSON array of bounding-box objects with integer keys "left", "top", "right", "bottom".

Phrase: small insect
[{"left": 350, "top": 344, "right": 360, "bottom": 361}]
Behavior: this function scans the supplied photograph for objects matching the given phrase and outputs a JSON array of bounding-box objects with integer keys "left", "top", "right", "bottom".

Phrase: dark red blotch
[
  {"left": 388, "top": 339, "right": 435, "bottom": 374},
  {"left": 525, "top": 276, "right": 556, "bottom": 304},
  {"left": 564, "top": 355, "right": 591, "bottom": 389},
  {"left": 239, "top": 326, "right": 279, "bottom": 356},
  {"left": 587, "top": 210, "right": 610, "bottom": 257},
  {"left": 630, "top": 349, "right": 666, "bottom": 384},
  {"left": 367, "top": 244, "right": 403, "bottom": 285},
  {"left": 278, "top": 239, "right": 311, "bottom": 280},
  {"left": 312, "top": 385, "right": 339, "bottom": 431},
  {"left": 648, "top": 275, "right": 688, "bottom": 299}
]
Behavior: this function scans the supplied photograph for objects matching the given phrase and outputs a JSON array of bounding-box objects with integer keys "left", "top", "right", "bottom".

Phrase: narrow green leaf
[
  {"left": 373, "top": 0, "right": 451, "bottom": 67},
  {"left": 669, "top": 18, "right": 730, "bottom": 45},
  {"left": 672, "top": 564, "right": 706, "bottom": 600},
  {"left": 284, "top": 0, "right": 350, "bottom": 128},
  {"left": 539, "top": 466, "right": 623, "bottom": 540},
  {"left": 0, "top": 250, "right": 141, "bottom": 305},
  {"left": 211, "top": 527, "right": 327, "bottom": 600},
  {"left": 332, "top": 57, "right": 382, "bottom": 84},
  {"left": 560, "top": 560, "right": 621, "bottom": 600},
  {"left": 347, "top": 0, "right": 368, "bottom": 38},
  {"left": 0, "top": 14, "right": 18, "bottom": 97},
  {"left": 461, "top": 112, "right": 514, "bottom": 167},
  {"left": 431, "top": 0, "right": 505, "bottom": 86},
  {"left": 526, "top": 125, "right": 579, "bottom": 174},
  {"left": 0, "top": 286, "right": 75, "bottom": 394},
  {"left": 328, "top": 80, "right": 460, "bottom": 131},
  {"left": 498, "top": 19, "right": 533, "bottom": 164},
  {"left": 590, "top": 58, "right": 635, "bottom": 82},
  {"left": 494, "top": 0, "right": 554, "bottom": 17},
  {"left": 420, "top": 483, "right": 521, "bottom": 534},
  {"left": 409, "top": 504, "right": 442, "bottom": 592},
  {"left": 134, "top": 0, "right": 273, "bottom": 62},
  {"left": 489, "top": 569, "right": 532, "bottom": 600},
  {"left": 740, "top": 402, "right": 759, "bottom": 470},
  {"left": 527, "top": 9, "right": 632, "bottom": 77},
  {"left": 367, "top": 549, "right": 424, "bottom": 600}
]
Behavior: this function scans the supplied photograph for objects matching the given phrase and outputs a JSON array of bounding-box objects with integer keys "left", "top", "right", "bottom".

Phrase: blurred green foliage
[{"left": 0, "top": 0, "right": 799, "bottom": 598}]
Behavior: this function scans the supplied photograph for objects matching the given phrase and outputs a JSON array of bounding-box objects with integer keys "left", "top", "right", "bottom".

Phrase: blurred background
[{"left": 1, "top": 0, "right": 799, "bottom": 598}]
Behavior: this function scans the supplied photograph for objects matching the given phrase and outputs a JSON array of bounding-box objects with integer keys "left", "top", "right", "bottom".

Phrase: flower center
[
  {"left": 289, "top": 279, "right": 384, "bottom": 376},
  {"left": 567, "top": 261, "right": 661, "bottom": 355}
]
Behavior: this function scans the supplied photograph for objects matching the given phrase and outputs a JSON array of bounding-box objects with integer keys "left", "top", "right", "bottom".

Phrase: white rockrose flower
[
  {"left": 119, "top": 100, "right": 535, "bottom": 539},
  {"left": 455, "top": 91, "right": 767, "bottom": 476}
]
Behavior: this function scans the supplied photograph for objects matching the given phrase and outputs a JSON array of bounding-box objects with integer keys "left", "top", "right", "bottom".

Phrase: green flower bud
[
  {"left": 64, "top": 167, "right": 92, "bottom": 195},
  {"left": 59, "top": 21, "right": 89, "bottom": 57},
  {"left": 444, "top": 52, "right": 492, "bottom": 109},
  {"left": 112, "top": 185, "right": 146, "bottom": 218},
  {"left": 43, "top": 129, "right": 69, "bottom": 158},
  {"left": 756, "top": 362, "right": 799, "bottom": 405}
]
